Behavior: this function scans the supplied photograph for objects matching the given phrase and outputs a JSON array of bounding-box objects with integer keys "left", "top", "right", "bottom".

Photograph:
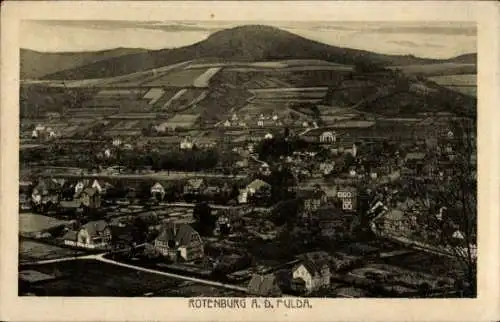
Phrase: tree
[
  {"left": 193, "top": 201, "right": 215, "bottom": 236},
  {"left": 427, "top": 118, "right": 477, "bottom": 296}
]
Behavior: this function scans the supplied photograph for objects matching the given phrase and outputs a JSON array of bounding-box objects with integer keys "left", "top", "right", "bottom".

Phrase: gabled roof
[
  {"left": 34, "top": 179, "right": 60, "bottom": 193},
  {"left": 186, "top": 178, "right": 205, "bottom": 189},
  {"left": 151, "top": 182, "right": 165, "bottom": 191},
  {"left": 295, "top": 251, "right": 330, "bottom": 275},
  {"left": 81, "top": 220, "right": 109, "bottom": 237},
  {"left": 155, "top": 223, "right": 199, "bottom": 246},
  {"left": 246, "top": 179, "right": 270, "bottom": 191},
  {"left": 247, "top": 274, "right": 280, "bottom": 295}
]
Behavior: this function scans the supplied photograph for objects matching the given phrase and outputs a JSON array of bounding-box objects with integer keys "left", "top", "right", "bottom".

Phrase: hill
[
  {"left": 39, "top": 25, "right": 458, "bottom": 80},
  {"left": 20, "top": 48, "right": 148, "bottom": 79}
]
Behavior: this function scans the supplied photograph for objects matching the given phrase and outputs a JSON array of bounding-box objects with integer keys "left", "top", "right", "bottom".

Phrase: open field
[
  {"left": 19, "top": 241, "right": 86, "bottom": 263},
  {"left": 142, "top": 68, "right": 217, "bottom": 88},
  {"left": 390, "top": 63, "right": 476, "bottom": 77},
  {"left": 19, "top": 213, "right": 69, "bottom": 233},
  {"left": 20, "top": 259, "right": 185, "bottom": 296},
  {"left": 428, "top": 74, "right": 476, "bottom": 97},
  {"left": 427, "top": 74, "right": 476, "bottom": 86}
]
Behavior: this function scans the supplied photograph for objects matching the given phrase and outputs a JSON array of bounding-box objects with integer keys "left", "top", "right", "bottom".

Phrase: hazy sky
[{"left": 21, "top": 20, "right": 476, "bottom": 59}]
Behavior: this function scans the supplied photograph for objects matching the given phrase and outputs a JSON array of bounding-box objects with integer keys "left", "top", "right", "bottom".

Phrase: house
[
  {"left": 80, "top": 187, "right": 101, "bottom": 208},
  {"left": 35, "top": 124, "right": 45, "bottom": 132},
  {"left": 374, "top": 209, "right": 412, "bottom": 237},
  {"left": 292, "top": 255, "right": 331, "bottom": 294},
  {"left": 259, "top": 163, "right": 272, "bottom": 176},
  {"left": 247, "top": 274, "right": 282, "bottom": 297},
  {"left": 31, "top": 179, "right": 61, "bottom": 207},
  {"left": 183, "top": 178, "right": 207, "bottom": 195},
  {"left": 180, "top": 136, "right": 194, "bottom": 150},
  {"left": 336, "top": 187, "right": 357, "bottom": 212},
  {"left": 245, "top": 179, "right": 271, "bottom": 196},
  {"left": 298, "top": 187, "right": 328, "bottom": 213},
  {"left": 31, "top": 129, "right": 38, "bottom": 139},
  {"left": 104, "top": 148, "right": 112, "bottom": 158},
  {"left": 74, "top": 180, "right": 88, "bottom": 197},
  {"left": 91, "top": 180, "right": 103, "bottom": 194},
  {"left": 238, "top": 189, "right": 248, "bottom": 204},
  {"left": 112, "top": 137, "right": 122, "bottom": 146},
  {"left": 320, "top": 131, "right": 337, "bottom": 143},
  {"left": 153, "top": 223, "right": 204, "bottom": 262},
  {"left": 223, "top": 120, "right": 232, "bottom": 127},
  {"left": 231, "top": 113, "right": 239, "bottom": 122},
  {"left": 264, "top": 133, "right": 273, "bottom": 140},
  {"left": 151, "top": 182, "right": 166, "bottom": 200},
  {"left": 319, "top": 162, "right": 335, "bottom": 175},
  {"left": 302, "top": 121, "right": 309, "bottom": 128},
  {"left": 63, "top": 220, "right": 112, "bottom": 249},
  {"left": 257, "top": 120, "right": 264, "bottom": 127}
]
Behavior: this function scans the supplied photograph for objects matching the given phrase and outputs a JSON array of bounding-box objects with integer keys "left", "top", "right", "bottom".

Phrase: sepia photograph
[{"left": 1, "top": 1, "right": 499, "bottom": 321}]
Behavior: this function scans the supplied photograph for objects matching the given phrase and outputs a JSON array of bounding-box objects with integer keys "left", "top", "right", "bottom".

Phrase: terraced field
[{"left": 428, "top": 74, "right": 476, "bottom": 97}]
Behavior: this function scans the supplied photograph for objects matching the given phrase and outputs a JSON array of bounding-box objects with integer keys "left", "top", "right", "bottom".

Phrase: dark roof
[
  {"left": 62, "top": 230, "right": 77, "bottom": 241},
  {"left": 34, "top": 179, "right": 60, "bottom": 193},
  {"left": 82, "top": 187, "right": 98, "bottom": 197},
  {"left": 155, "top": 223, "right": 199, "bottom": 246},
  {"left": 82, "top": 220, "right": 109, "bottom": 237},
  {"left": 295, "top": 251, "right": 330, "bottom": 275},
  {"left": 247, "top": 274, "right": 280, "bottom": 295}
]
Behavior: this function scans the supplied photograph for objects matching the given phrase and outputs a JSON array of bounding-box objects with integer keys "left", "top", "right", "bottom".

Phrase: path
[{"left": 95, "top": 254, "right": 249, "bottom": 292}]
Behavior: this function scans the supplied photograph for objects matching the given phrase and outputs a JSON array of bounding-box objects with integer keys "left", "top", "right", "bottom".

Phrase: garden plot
[
  {"left": 142, "top": 69, "right": 212, "bottom": 87},
  {"left": 143, "top": 88, "right": 165, "bottom": 105},
  {"left": 192, "top": 67, "right": 222, "bottom": 87},
  {"left": 24, "top": 260, "right": 184, "bottom": 297},
  {"left": 162, "top": 89, "right": 208, "bottom": 112}
]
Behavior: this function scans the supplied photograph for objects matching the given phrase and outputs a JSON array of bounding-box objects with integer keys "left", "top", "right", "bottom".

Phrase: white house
[
  {"left": 257, "top": 120, "right": 264, "bottom": 127},
  {"left": 112, "top": 138, "right": 122, "bottom": 147},
  {"left": 223, "top": 120, "right": 231, "bottom": 127},
  {"left": 231, "top": 113, "right": 239, "bottom": 122},
  {"left": 302, "top": 121, "right": 309, "bottom": 128},
  {"left": 264, "top": 133, "right": 273, "bottom": 140},
  {"left": 74, "top": 180, "right": 87, "bottom": 197},
  {"left": 292, "top": 259, "right": 331, "bottom": 294},
  {"left": 151, "top": 182, "right": 166, "bottom": 200},
  {"left": 31, "top": 130, "right": 38, "bottom": 138},
  {"left": 48, "top": 130, "right": 57, "bottom": 138},
  {"left": 272, "top": 114, "right": 278, "bottom": 121},
  {"left": 91, "top": 180, "right": 103, "bottom": 194},
  {"left": 238, "top": 189, "right": 248, "bottom": 204},
  {"left": 245, "top": 179, "right": 271, "bottom": 196},
  {"left": 180, "top": 136, "right": 194, "bottom": 150},
  {"left": 35, "top": 124, "right": 45, "bottom": 132},
  {"left": 104, "top": 148, "right": 112, "bottom": 158},
  {"left": 319, "top": 131, "right": 336, "bottom": 143}
]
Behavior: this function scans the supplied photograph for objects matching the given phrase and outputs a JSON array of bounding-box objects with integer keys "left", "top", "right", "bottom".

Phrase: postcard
[{"left": 1, "top": 1, "right": 499, "bottom": 321}]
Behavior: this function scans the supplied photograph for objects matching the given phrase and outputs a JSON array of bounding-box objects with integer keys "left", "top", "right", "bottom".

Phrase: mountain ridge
[{"left": 26, "top": 25, "right": 476, "bottom": 80}]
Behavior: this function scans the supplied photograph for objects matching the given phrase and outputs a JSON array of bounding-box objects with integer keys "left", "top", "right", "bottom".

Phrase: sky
[{"left": 21, "top": 20, "right": 476, "bottom": 59}]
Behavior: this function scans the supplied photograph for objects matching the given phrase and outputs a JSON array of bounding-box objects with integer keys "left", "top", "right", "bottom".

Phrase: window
[{"left": 343, "top": 200, "right": 353, "bottom": 210}]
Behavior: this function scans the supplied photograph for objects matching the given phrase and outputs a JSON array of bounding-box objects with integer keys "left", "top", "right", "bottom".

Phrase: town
[{"left": 18, "top": 24, "right": 477, "bottom": 298}]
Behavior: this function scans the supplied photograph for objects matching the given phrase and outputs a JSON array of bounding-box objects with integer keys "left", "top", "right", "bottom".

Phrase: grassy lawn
[
  {"left": 19, "top": 241, "right": 85, "bottom": 263},
  {"left": 19, "top": 213, "right": 69, "bottom": 233}
]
